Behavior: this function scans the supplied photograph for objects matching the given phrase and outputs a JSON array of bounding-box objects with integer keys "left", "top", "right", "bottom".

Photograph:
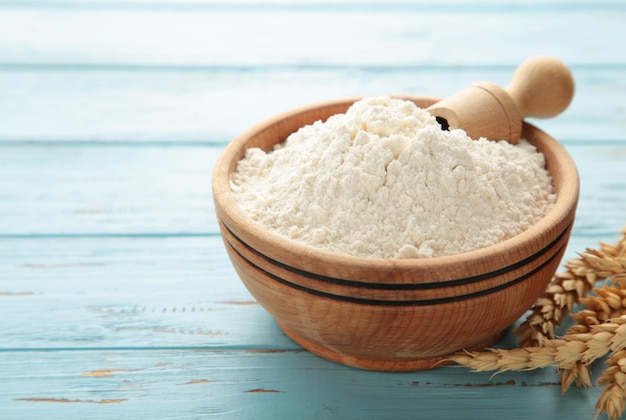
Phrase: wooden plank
[
  {"left": 571, "top": 145, "right": 626, "bottom": 242},
  {"left": 0, "top": 144, "right": 624, "bottom": 237},
  {"left": 0, "top": 348, "right": 607, "bottom": 419},
  {"left": 0, "top": 237, "right": 568, "bottom": 354},
  {"left": 0, "top": 231, "right": 620, "bottom": 351},
  {"left": 0, "top": 145, "right": 216, "bottom": 235},
  {"left": 0, "top": 230, "right": 619, "bottom": 350},
  {"left": 0, "top": 235, "right": 298, "bottom": 349},
  {"left": 0, "top": 231, "right": 607, "bottom": 350},
  {"left": 0, "top": 67, "right": 624, "bottom": 143},
  {"left": 0, "top": 4, "right": 623, "bottom": 68}
]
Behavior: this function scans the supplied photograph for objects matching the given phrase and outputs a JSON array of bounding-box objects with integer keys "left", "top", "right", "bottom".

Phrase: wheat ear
[
  {"left": 514, "top": 228, "right": 626, "bottom": 347},
  {"left": 451, "top": 315, "right": 626, "bottom": 383},
  {"left": 559, "top": 286, "right": 626, "bottom": 392},
  {"left": 587, "top": 287, "right": 626, "bottom": 419},
  {"left": 595, "top": 349, "right": 626, "bottom": 420},
  {"left": 453, "top": 288, "right": 626, "bottom": 394}
]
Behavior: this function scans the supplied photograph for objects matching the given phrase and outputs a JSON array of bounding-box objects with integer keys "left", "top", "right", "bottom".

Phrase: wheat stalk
[
  {"left": 452, "top": 286, "right": 626, "bottom": 401},
  {"left": 451, "top": 316, "right": 626, "bottom": 387},
  {"left": 514, "top": 228, "right": 626, "bottom": 348}
]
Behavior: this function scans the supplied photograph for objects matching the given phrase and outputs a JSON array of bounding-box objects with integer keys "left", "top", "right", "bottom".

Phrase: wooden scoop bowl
[{"left": 427, "top": 56, "right": 575, "bottom": 143}]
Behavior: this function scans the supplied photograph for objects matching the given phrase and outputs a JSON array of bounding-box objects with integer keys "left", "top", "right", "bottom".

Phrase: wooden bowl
[{"left": 212, "top": 96, "right": 579, "bottom": 371}]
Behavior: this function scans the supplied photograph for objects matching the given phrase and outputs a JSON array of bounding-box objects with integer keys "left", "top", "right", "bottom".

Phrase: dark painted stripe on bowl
[
  {"left": 222, "top": 221, "right": 570, "bottom": 291},
  {"left": 227, "top": 239, "right": 565, "bottom": 306}
]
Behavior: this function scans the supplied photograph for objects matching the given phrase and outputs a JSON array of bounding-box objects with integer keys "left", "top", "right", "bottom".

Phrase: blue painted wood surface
[{"left": 1, "top": 1, "right": 626, "bottom": 419}]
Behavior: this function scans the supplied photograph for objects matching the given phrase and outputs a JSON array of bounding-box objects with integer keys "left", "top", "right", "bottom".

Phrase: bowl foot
[{"left": 277, "top": 322, "right": 507, "bottom": 372}]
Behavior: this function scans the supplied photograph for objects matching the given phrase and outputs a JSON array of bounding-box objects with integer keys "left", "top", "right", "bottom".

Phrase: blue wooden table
[{"left": 2, "top": 1, "right": 626, "bottom": 419}]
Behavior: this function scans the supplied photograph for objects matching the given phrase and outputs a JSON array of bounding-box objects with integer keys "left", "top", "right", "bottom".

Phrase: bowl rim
[{"left": 213, "top": 95, "right": 580, "bottom": 285}]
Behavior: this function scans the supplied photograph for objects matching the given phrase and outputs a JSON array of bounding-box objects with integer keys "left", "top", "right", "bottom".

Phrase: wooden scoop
[{"left": 426, "top": 56, "right": 575, "bottom": 143}]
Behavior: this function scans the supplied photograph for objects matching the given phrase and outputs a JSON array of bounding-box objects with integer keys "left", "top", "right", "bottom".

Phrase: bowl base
[{"left": 277, "top": 322, "right": 507, "bottom": 372}]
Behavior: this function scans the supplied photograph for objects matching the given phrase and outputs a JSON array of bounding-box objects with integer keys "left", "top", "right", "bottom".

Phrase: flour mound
[{"left": 230, "top": 96, "right": 556, "bottom": 259}]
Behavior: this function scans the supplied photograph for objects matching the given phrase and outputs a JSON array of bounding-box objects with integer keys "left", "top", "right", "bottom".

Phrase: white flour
[{"left": 230, "top": 96, "right": 556, "bottom": 259}]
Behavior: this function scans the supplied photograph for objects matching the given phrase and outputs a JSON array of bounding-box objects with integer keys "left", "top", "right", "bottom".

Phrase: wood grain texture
[
  {"left": 0, "top": 236, "right": 299, "bottom": 350},
  {"left": 0, "top": 349, "right": 608, "bottom": 420},
  {"left": 1, "top": 0, "right": 626, "bottom": 418},
  {"left": 0, "top": 67, "right": 623, "bottom": 143},
  {"left": 0, "top": 2, "right": 623, "bottom": 67}
]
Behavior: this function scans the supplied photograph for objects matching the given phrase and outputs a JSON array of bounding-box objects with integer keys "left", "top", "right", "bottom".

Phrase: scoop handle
[
  {"left": 506, "top": 56, "right": 575, "bottom": 119},
  {"left": 426, "top": 56, "right": 575, "bottom": 143}
]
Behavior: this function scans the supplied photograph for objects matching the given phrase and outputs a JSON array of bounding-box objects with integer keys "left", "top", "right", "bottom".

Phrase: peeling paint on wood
[
  {"left": 0, "top": 292, "right": 33, "bottom": 296},
  {"left": 15, "top": 398, "right": 127, "bottom": 404},
  {"left": 81, "top": 369, "right": 144, "bottom": 377},
  {"left": 244, "top": 389, "right": 282, "bottom": 393},
  {"left": 180, "top": 379, "right": 219, "bottom": 385},
  {"left": 20, "top": 263, "right": 106, "bottom": 269}
]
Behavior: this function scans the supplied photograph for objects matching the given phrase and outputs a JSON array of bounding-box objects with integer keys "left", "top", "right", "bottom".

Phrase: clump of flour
[{"left": 230, "top": 96, "right": 556, "bottom": 259}]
